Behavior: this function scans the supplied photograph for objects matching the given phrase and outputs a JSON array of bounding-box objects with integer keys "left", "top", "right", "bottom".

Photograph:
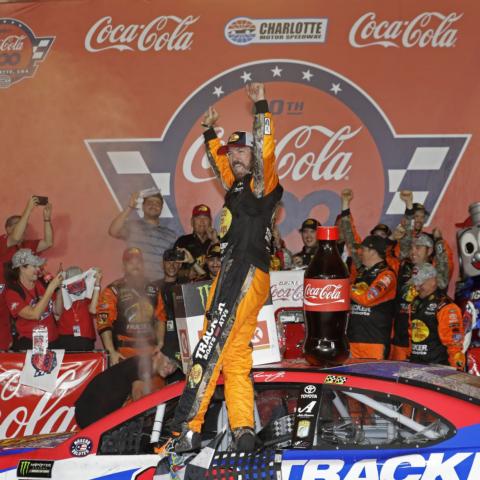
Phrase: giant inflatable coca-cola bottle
[{"left": 303, "top": 226, "right": 350, "bottom": 366}]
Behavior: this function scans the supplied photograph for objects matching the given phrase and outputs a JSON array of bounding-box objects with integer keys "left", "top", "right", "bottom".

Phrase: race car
[{"left": 0, "top": 360, "right": 479, "bottom": 479}]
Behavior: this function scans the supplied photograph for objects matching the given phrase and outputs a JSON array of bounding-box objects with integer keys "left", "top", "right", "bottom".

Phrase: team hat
[
  {"left": 217, "top": 131, "right": 254, "bottom": 155},
  {"left": 355, "top": 235, "right": 387, "bottom": 257},
  {"left": 370, "top": 223, "right": 392, "bottom": 237},
  {"left": 11, "top": 249, "right": 45, "bottom": 269},
  {"left": 122, "top": 247, "right": 143, "bottom": 263},
  {"left": 413, "top": 233, "right": 434, "bottom": 249},
  {"left": 299, "top": 218, "right": 320, "bottom": 232},
  {"left": 192, "top": 204, "right": 211, "bottom": 219},
  {"left": 206, "top": 243, "right": 222, "bottom": 258},
  {"left": 410, "top": 263, "right": 437, "bottom": 286}
]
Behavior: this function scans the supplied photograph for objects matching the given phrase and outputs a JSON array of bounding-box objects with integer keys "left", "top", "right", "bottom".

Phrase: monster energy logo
[
  {"left": 197, "top": 283, "right": 211, "bottom": 310},
  {"left": 17, "top": 459, "right": 54, "bottom": 478}
]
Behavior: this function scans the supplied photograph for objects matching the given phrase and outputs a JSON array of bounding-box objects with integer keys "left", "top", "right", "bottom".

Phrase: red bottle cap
[{"left": 317, "top": 226, "right": 339, "bottom": 241}]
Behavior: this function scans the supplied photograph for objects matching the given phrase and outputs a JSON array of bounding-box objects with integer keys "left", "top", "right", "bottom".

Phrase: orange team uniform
[{"left": 171, "top": 99, "right": 283, "bottom": 435}]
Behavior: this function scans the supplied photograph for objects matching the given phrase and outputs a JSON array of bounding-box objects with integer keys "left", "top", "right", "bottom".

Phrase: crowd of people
[{"left": 0, "top": 82, "right": 472, "bottom": 451}]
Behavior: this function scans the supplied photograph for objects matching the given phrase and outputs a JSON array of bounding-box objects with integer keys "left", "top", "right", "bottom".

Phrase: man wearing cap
[
  {"left": 174, "top": 204, "right": 217, "bottom": 279},
  {"left": 108, "top": 191, "right": 177, "bottom": 280},
  {"left": 96, "top": 247, "right": 168, "bottom": 365},
  {"left": 197, "top": 243, "right": 222, "bottom": 281},
  {"left": 292, "top": 218, "right": 320, "bottom": 267},
  {"left": 399, "top": 190, "right": 454, "bottom": 282},
  {"left": 348, "top": 235, "right": 397, "bottom": 359},
  {"left": 391, "top": 231, "right": 450, "bottom": 361},
  {"left": 165, "top": 82, "right": 283, "bottom": 453},
  {"left": 408, "top": 263, "right": 465, "bottom": 370},
  {"left": 4, "top": 249, "right": 62, "bottom": 351},
  {"left": 0, "top": 196, "right": 54, "bottom": 350},
  {"left": 339, "top": 189, "right": 399, "bottom": 276}
]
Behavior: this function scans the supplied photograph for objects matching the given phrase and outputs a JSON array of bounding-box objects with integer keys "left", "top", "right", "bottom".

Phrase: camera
[
  {"left": 35, "top": 196, "right": 49, "bottom": 206},
  {"left": 173, "top": 249, "right": 185, "bottom": 261}
]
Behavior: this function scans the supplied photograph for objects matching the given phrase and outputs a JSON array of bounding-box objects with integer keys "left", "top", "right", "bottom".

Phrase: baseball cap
[
  {"left": 412, "top": 203, "right": 430, "bottom": 216},
  {"left": 122, "top": 247, "right": 143, "bottom": 263},
  {"left": 206, "top": 243, "right": 222, "bottom": 258},
  {"left": 12, "top": 249, "right": 45, "bottom": 269},
  {"left": 163, "top": 248, "right": 178, "bottom": 261},
  {"left": 192, "top": 204, "right": 211, "bottom": 219},
  {"left": 410, "top": 263, "right": 437, "bottom": 286},
  {"left": 299, "top": 218, "right": 320, "bottom": 232},
  {"left": 217, "top": 131, "right": 254, "bottom": 155},
  {"left": 370, "top": 223, "right": 392, "bottom": 237},
  {"left": 355, "top": 235, "right": 387, "bottom": 257},
  {"left": 413, "top": 233, "right": 434, "bottom": 249}
]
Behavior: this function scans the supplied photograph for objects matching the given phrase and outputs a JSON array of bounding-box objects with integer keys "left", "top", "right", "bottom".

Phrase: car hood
[{"left": 0, "top": 432, "right": 74, "bottom": 454}]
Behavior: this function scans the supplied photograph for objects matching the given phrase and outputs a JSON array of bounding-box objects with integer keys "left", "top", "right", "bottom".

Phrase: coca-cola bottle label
[{"left": 303, "top": 278, "right": 351, "bottom": 312}]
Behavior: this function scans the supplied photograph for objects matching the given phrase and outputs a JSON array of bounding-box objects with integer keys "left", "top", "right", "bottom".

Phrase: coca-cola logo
[
  {"left": 0, "top": 18, "right": 54, "bottom": 88},
  {"left": 87, "top": 60, "right": 469, "bottom": 253},
  {"left": 85, "top": 15, "right": 199, "bottom": 53},
  {"left": 304, "top": 278, "right": 350, "bottom": 312},
  {"left": 270, "top": 282, "right": 303, "bottom": 302},
  {"left": 304, "top": 283, "right": 343, "bottom": 302},
  {"left": 0, "top": 355, "right": 103, "bottom": 439},
  {"left": 349, "top": 12, "right": 462, "bottom": 48}
]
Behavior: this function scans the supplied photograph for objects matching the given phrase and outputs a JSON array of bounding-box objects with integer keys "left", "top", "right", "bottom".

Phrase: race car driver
[
  {"left": 96, "top": 247, "right": 167, "bottom": 365},
  {"left": 167, "top": 83, "right": 283, "bottom": 453},
  {"left": 409, "top": 263, "right": 465, "bottom": 370},
  {"left": 348, "top": 235, "right": 397, "bottom": 359}
]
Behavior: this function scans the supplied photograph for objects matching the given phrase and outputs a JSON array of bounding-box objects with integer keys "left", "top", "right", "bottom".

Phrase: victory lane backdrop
[{"left": 0, "top": 0, "right": 477, "bottom": 285}]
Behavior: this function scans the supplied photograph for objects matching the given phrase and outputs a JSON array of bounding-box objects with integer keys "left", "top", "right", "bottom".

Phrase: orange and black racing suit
[
  {"left": 409, "top": 290, "right": 465, "bottom": 370},
  {"left": 348, "top": 261, "right": 397, "bottom": 359},
  {"left": 172, "top": 100, "right": 282, "bottom": 434},
  {"left": 96, "top": 278, "right": 166, "bottom": 358}
]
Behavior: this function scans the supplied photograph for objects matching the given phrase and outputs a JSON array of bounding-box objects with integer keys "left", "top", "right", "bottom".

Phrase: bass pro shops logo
[
  {"left": 0, "top": 18, "right": 54, "bottom": 88},
  {"left": 86, "top": 60, "right": 470, "bottom": 240}
]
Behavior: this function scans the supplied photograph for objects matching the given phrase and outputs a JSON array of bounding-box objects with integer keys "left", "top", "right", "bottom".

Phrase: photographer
[
  {"left": 0, "top": 196, "right": 54, "bottom": 350},
  {"left": 108, "top": 190, "right": 176, "bottom": 280}
]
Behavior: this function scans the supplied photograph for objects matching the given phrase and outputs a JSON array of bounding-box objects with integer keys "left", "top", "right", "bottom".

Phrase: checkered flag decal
[{"left": 32, "top": 36, "right": 54, "bottom": 61}]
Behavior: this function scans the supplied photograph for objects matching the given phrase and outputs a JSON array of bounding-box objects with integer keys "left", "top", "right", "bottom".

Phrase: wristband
[
  {"left": 44, "top": 219, "right": 51, "bottom": 222},
  {"left": 94, "top": 286, "right": 101, "bottom": 291}
]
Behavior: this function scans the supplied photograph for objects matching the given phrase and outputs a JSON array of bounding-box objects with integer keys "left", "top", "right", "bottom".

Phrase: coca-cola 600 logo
[
  {"left": 0, "top": 18, "right": 54, "bottom": 88},
  {"left": 86, "top": 60, "right": 470, "bottom": 250}
]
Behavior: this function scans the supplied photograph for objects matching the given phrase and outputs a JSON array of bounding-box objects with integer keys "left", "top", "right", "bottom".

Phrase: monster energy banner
[
  {"left": 173, "top": 281, "right": 212, "bottom": 319},
  {"left": 173, "top": 280, "right": 280, "bottom": 372}
]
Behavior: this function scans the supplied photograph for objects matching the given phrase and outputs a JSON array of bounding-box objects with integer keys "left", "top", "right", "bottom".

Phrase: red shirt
[
  {"left": 5, "top": 281, "right": 58, "bottom": 341},
  {"left": 58, "top": 298, "right": 95, "bottom": 339},
  {"left": 0, "top": 236, "right": 40, "bottom": 349}
]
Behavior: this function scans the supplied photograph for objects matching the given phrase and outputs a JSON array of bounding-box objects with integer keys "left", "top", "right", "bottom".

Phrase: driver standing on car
[{"left": 164, "top": 83, "right": 283, "bottom": 454}]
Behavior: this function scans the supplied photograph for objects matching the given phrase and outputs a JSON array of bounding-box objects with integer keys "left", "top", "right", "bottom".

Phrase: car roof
[{"left": 254, "top": 359, "right": 480, "bottom": 405}]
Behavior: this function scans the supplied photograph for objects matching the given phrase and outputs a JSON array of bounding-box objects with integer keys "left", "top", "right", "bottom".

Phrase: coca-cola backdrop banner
[
  {"left": 0, "top": 352, "right": 106, "bottom": 439},
  {"left": 0, "top": 1, "right": 478, "bottom": 282}
]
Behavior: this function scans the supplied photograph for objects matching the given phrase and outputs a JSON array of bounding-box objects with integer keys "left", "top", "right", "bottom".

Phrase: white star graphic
[
  {"left": 271, "top": 66, "right": 282, "bottom": 77},
  {"left": 330, "top": 83, "right": 342, "bottom": 95},
  {"left": 240, "top": 71, "right": 252, "bottom": 83},
  {"left": 302, "top": 70, "right": 313, "bottom": 82},
  {"left": 212, "top": 86, "right": 224, "bottom": 98}
]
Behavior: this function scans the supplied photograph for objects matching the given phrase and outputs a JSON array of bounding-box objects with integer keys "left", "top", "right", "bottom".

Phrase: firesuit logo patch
[
  {"left": 188, "top": 363, "right": 203, "bottom": 387},
  {"left": 86, "top": 60, "right": 470, "bottom": 239},
  {"left": 412, "top": 319, "right": 430, "bottom": 342},
  {"left": 0, "top": 19, "right": 54, "bottom": 88}
]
